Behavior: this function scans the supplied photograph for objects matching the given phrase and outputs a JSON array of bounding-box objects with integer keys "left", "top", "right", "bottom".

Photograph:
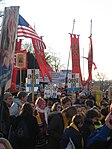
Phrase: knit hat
[{"left": 35, "top": 97, "right": 46, "bottom": 107}]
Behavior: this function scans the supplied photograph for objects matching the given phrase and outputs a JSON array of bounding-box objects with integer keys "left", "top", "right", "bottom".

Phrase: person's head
[
  {"left": 29, "top": 101, "right": 35, "bottom": 113},
  {"left": 51, "top": 102, "right": 62, "bottom": 112},
  {"left": 47, "top": 100, "right": 53, "bottom": 109},
  {"left": 35, "top": 97, "right": 46, "bottom": 110},
  {"left": 62, "top": 106, "right": 77, "bottom": 124},
  {"left": 3, "top": 92, "right": 13, "bottom": 107},
  {"left": 73, "top": 104, "right": 82, "bottom": 115},
  {"left": 9, "top": 83, "right": 19, "bottom": 96},
  {"left": 71, "top": 93, "right": 77, "bottom": 105},
  {"left": 72, "top": 114, "right": 84, "bottom": 128},
  {"left": 20, "top": 102, "right": 33, "bottom": 116},
  {"left": 0, "top": 137, "right": 13, "bottom": 149},
  {"left": 17, "top": 91, "right": 28, "bottom": 103},
  {"left": 86, "top": 109, "right": 99, "bottom": 124},
  {"left": 85, "top": 99, "right": 94, "bottom": 109},
  {"left": 60, "top": 96, "right": 72, "bottom": 109}
]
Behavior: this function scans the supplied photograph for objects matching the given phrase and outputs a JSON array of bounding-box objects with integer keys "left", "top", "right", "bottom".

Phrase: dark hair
[
  {"left": 51, "top": 102, "right": 61, "bottom": 112},
  {"left": 60, "top": 96, "right": 71, "bottom": 105},
  {"left": 72, "top": 114, "right": 84, "bottom": 125},
  {"left": 86, "top": 109, "right": 99, "bottom": 119},
  {"left": 62, "top": 106, "right": 77, "bottom": 122},
  {"left": 17, "top": 91, "right": 27, "bottom": 100},
  {"left": 85, "top": 99, "right": 94, "bottom": 108},
  {"left": 20, "top": 102, "right": 33, "bottom": 116}
]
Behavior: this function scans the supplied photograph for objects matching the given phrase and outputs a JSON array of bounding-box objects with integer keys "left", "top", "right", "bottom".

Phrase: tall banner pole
[
  {"left": 20, "top": 68, "right": 22, "bottom": 90},
  {"left": 32, "top": 69, "right": 35, "bottom": 102},
  {"left": 65, "top": 19, "right": 75, "bottom": 90},
  {"left": 90, "top": 19, "right": 92, "bottom": 36},
  {"left": 88, "top": 19, "right": 93, "bottom": 92}
]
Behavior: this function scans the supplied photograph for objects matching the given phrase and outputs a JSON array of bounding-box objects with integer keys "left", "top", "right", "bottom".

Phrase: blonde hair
[{"left": 0, "top": 137, "right": 13, "bottom": 149}]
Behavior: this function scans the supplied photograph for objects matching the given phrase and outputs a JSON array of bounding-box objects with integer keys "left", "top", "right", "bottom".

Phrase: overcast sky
[{"left": 4, "top": 0, "right": 112, "bottom": 80}]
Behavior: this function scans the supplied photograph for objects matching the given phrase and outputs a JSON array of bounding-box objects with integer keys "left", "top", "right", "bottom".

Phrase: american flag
[{"left": 17, "top": 14, "right": 46, "bottom": 49}]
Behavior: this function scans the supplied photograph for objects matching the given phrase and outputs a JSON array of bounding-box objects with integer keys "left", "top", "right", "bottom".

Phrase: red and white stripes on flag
[{"left": 17, "top": 15, "right": 46, "bottom": 50}]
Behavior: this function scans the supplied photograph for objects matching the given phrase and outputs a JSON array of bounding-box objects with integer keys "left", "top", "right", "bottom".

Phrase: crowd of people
[{"left": 0, "top": 85, "right": 112, "bottom": 149}]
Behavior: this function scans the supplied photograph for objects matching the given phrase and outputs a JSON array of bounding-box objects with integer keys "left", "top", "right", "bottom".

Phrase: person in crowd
[
  {"left": 86, "top": 106, "right": 112, "bottom": 149},
  {"left": 80, "top": 108, "right": 99, "bottom": 148},
  {"left": 0, "top": 92, "right": 12, "bottom": 138},
  {"left": 62, "top": 106, "right": 77, "bottom": 130},
  {"left": 85, "top": 99, "right": 95, "bottom": 110},
  {"left": 29, "top": 101, "right": 35, "bottom": 115},
  {"left": 13, "top": 102, "right": 40, "bottom": 149},
  {"left": 34, "top": 97, "right": 48, "bottom": 149},
  {"left": 9, "top": 83, "right": 20, "bottom": 97},
  {"left": 3, "top": 92, "right": 13, "bottom": 109},
  {"left": 74, "top": 104, "right": 83, "bottom": 115},
  {"left": 51, "top": 101, "right": 62, "bottom": 112},
  {"left": 10, "top": 91, "right": 28, "bottom": 116},
  {"left": 45, "top": 100, "right": 53, "bottom": 115},
  {"left": 101, "top": 106, "right": 109, "bottom": 124},
  {"left": 70, "top": 92, "right": 77, "bottom": 105},
  {"left": 60, "top": 96, "right": 72, "bottom": 110},
  {"left": 60, "top": 114, "right": 84, "bottom": 149},
  {"left": 47, "top": 106, "right": 77, "bottom": 149},
  {"left": 92, "top": 106, "right": 103, "bottom": 129},
  {"left": 0, "top": 137, "right": 13, "bottom": 149}
]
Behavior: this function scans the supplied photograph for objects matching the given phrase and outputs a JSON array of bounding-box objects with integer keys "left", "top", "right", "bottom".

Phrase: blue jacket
[{"left": 86, "top": 124, "right": 112, "bottom": 149}]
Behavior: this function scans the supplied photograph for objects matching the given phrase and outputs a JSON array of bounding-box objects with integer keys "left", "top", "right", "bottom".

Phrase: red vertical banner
[
  {"left": 70, "top": 34, "right": 81, "bottom": 74},
  {"left": 11, "top": 39, "right": 22, "bottom": 85},
  {"left": 88, "top": 36, "right": 93, "bottom": 81},
  {"left": 32, "top": 38, "right": 52, "bottom": 82},
  {"left": 32, "top": 38, "right": 46, "bottom": 80}
]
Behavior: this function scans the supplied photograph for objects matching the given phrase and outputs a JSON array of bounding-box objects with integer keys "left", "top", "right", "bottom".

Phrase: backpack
[{"left": 15, "top": 120, "right": 30, "bottom": 142}]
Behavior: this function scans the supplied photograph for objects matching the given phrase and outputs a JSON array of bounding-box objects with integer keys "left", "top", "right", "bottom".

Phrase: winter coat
[
  {"left": 60, "top": 123, "right": 84, "bottom": 149},
  {"left": 86, "top": 124, "right": 112, "bottom": 149},
  {"left": 47, "top": 111, "right": 64, "bottom": 149},
  {"left": 80, "top": 118, "right": 95, "bottom": 147},
  {"left": 13, "top": 114, "right": 40, "bottom": 149},
  {"left": 0, "top": 101, "right": 10, "bottom": 138},
  {"left": 35, "top": 108, "right": 48, "bottom": 149},
  {"left": 10, "top": 97, "right": 23, "bottom": 116}
]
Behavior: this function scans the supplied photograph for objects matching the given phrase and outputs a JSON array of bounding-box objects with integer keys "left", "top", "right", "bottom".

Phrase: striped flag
[{"left": 17, "top": 14, "right": 46, "bottom": 49}]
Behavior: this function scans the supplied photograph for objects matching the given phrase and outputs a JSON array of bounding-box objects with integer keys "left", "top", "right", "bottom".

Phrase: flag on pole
[
  {"left": 17, "top": 14, "right": 46, "bottom": 49},
  {"left": 17, "top": 15, "right": 52, "bottom": 82}
]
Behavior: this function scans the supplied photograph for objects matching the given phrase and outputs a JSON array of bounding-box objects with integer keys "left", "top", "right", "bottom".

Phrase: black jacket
[{"left": 47, "top": 112, "right": 64, "bottom": 149}]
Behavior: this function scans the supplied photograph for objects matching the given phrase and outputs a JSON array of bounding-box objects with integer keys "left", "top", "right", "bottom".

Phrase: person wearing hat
[
  {"left": 9, "top": 83, "right": 20, "bottom": 97},
  {"left": 34, "top": 97, "right": 48, "bottom": 149}
]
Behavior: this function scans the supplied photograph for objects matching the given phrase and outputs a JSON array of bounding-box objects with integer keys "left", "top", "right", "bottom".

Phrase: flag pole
[
  {"left": 83, "top": 48, "right": 85, "bottom": 81},
  {"left": 90, "top": 19, "right": 92, "bottom": 37},
  {"left": 88, "top": 19, "right": 92, "bottom": 92},
  {"left": 65, "top": 19, "right": 75, "bottom": 91}
]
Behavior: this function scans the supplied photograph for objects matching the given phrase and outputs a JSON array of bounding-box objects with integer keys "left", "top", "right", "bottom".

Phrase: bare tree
[
  {"left": 95, "top": 72, "right": 107, "bottom": 90},
  {"left": 45, "top": 51, "right": 65, "bottom": 72}
]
